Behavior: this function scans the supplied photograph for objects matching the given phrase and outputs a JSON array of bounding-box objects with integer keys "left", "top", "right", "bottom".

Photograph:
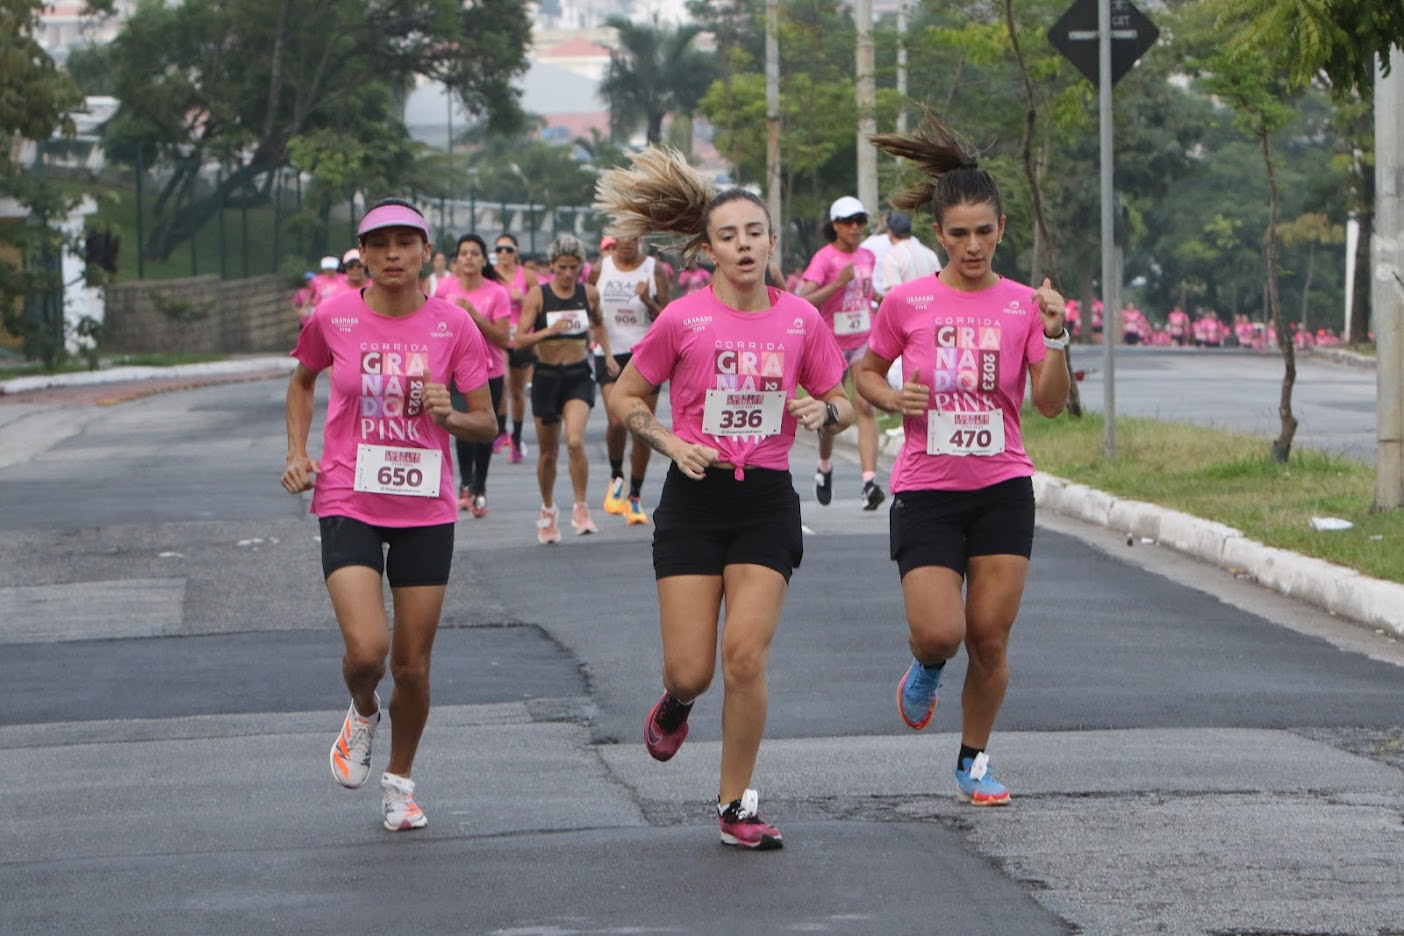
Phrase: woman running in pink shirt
[
  {"left": 797, "top": 196, "right": 885, "bottom": 511},
  {"left": 857, "top": 117, "right": 1070, "bottom": 807},
  {"left": 436, "top": 233, "right": 513, "bottom": 517},
  {"left": 596, "top": 148, "right": 855, "bottom": 850},
  {"left": 282, "top": 198, "right": 498, "bottom": 831}
]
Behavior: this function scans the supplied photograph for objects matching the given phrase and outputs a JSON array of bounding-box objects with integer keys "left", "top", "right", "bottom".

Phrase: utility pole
[
  {"left": 1098, "top": 0, "right": 1117, "bottom": 459},
  {"left": 765, "top": 0, "right": 782, "bottom": 262},
  {"left": 854, "top": 0, "right": 878, "bottom": 212},
  {"left": 1374, "top": 47, "right": 1404, "bottom": 510},
  {"left": 896, "top": 1, "right": 909, "bottom": 137}
]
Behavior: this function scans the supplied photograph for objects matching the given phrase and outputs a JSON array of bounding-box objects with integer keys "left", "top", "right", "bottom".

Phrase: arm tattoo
[{"left": 624, "top": 404, "right": 670, "bottom": 455}]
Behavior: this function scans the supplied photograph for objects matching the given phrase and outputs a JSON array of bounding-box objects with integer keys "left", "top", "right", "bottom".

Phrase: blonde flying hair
[
  {"left": 594, "top": 147, "right": 769, "bottom": 262},
  {"left": 869, "top": 112, "right": 1003, "bottom": 224}
]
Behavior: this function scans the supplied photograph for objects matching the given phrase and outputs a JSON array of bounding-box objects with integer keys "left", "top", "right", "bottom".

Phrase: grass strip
[{"left": 1021, "top": 409, "right": 1403, "bottom": 584}]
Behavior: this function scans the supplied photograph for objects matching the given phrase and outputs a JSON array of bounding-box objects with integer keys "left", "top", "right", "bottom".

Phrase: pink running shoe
[
  {"left": 643, "top": 693, "right": 690, "bottom": 762},
  {"left": 492, "top": 431, "right": 511, "bottom": 454},
  {"left": 571, "top": 502, "right": 598, "bottom": 535},
  {"left": 457, "top": 486, "right": 473, "bottom": 511},
  {"left": 469, "top": 493, "right": 489, "bottom": 518},
  {"left": 509, "top": 442, "right": 524, "bottom": 464},
  {"left": 718, "top": 789, "right": 783, "bottom": 850},
  {"left": 536, "top": 506, "right": 561, "bottom": 545}
]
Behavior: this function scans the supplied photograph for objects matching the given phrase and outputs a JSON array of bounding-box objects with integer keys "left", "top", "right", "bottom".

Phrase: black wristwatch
[{"left": 822, "top": 401, "right": 840, "bottom": 428}]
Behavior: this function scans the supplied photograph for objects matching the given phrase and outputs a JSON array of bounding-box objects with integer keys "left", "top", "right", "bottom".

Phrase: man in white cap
[{"left": 875, "top": 212, "right": 941, "bottom": 298}]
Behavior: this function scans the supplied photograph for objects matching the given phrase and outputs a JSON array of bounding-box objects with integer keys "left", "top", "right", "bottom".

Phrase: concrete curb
[
  {"left": 1032, "top": 473, "right": 1404, "bottom": 638},
  {"left": 0, "top": 356, "right": 295, "bottom": 395},
  {"left": 1305, "top": 346, "right": 1376, "bottom": 369}
]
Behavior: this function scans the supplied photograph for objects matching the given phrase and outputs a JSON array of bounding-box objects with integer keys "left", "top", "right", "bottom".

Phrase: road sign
[{"left": 1048, "top": 0, "right": 1159, "bottom": 87}]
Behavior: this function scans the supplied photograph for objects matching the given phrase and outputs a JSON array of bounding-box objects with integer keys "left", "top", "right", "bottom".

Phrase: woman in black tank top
[{"left": 514, "top": 234, "right": 609, "bottom": 543}]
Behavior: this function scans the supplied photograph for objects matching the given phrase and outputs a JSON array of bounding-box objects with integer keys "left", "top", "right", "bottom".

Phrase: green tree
[
  {"left": 100, "top": 0, "right": 530, "bottom": 262},
  {"left": 0, "top": 0, "right": 89, "bottom": 365},
  {"left": 1196, "top": 12, "right": 1301, "bottom": 461},
  {"left": 1278, "top": 212, "right": 1345, "bottom": 329},
  {"left": 1222, "top": 0, "right": 1404, "bottom": 96},
  {"left": 599, "top": 15, "right": 719, "bottom": 150}
]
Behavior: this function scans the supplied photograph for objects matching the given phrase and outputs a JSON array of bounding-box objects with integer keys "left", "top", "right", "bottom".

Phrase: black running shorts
[
  {"left": 888, "top": 476, "right": 1035, "bottom": 579},
  {"left": 530, "top": 360, "right": 595, "bottom": 425},
  {"left": 508, "top": 346, "right": 536, "bottom": 370},
  {"left": 594, "top": 352, "right": 633, "bottom": 386},
  {"left": 652, "top": 463, "right": 804, "bottom": 581},
  {"left": 319, "top": 515, "right": 455, "bottom": 587}
]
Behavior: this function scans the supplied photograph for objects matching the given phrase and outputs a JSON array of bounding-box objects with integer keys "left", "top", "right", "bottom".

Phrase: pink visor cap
[{"left": 357, "top": 203, "right": 430, "bottom": 240}]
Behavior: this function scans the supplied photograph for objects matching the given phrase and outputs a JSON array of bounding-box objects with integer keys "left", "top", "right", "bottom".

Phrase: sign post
[{"left": 1049, "top": 0, "right": 1158, "bottom": 459}]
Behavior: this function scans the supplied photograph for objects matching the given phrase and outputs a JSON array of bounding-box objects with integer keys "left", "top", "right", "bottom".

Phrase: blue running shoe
[
  {"left": 897, "top": 658, "right": 942, "bottom": 730},
  {"left": 955, "top": 752, "right": 1011, "bottom": 806}
]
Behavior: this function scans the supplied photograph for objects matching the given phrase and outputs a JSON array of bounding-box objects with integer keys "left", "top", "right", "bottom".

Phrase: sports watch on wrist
[
  {"left": 823, "top": 401, "right": 840, "bottom": 427},
  {"left": 1043, "top": 327, "right": 1070, "bottom": 351}
]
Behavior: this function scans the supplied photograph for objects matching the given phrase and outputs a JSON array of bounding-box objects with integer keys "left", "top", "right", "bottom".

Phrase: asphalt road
[
  {"left": 1071, "top": 344, "right": 1378, "bottom": 461},
  {"left": 0, "top": 361, "right": 1400, "bottom": 936}
]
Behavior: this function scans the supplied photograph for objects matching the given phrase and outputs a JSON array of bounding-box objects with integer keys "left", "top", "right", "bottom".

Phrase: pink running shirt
[
  {"left": 801, "top": 243, "right": 876, "bottom": 352},
  {"left": 435, "top": 276, "right": 511, "bottom": 379},
  {"left": 291, "top": 290, "right": 491, "bottom": 527},
  {"left": 868, "top": 275, "right": 1047, "bottom": 493},
  {"left": 629, "top": 287, "right": 847, "bottom": 474}
]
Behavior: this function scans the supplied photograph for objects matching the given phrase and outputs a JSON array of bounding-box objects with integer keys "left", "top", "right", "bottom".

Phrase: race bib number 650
[
  {"left": 353, "top": 444, "right": 443, "bottom": 497},
  {"left": 927, "top": 410, "right": 1005, "bottom": 457}
]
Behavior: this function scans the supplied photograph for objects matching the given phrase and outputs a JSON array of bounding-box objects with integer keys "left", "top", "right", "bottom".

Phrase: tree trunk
[
  {"left": 1003, "top": 0, "right": 1056, "bottom": 286},
  {"left": 1262, "top": 133, "right": 1297, "bottom": 462},
  {"left": 1350, "top": 197, "right": 1373, "bottom": 342}
]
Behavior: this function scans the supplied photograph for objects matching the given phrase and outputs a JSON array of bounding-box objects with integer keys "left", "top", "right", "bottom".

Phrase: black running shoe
[
  {"left": 815, "top": 468, "right": 833, "bottom": 506},
  {"left": 862, "top": 479, "right": 885, "bottom": 511}
]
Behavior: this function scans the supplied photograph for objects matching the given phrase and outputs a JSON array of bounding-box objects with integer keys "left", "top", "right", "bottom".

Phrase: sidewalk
[{"left": 5, "top": 352, "right": 1401, "bottom": 639}]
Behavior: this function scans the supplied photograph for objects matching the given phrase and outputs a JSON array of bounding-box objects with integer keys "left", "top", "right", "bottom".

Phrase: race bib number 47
[
  {"left": 354, "top": 444, "right": 443, "bottom": 497},
  {"left": 833, "top": 308, "right": 870, "bottom": 335},
  {"left": 927, "top": 410, "right": 1005, "bottom": 457},
  {"left": 702, "top": 389, "right": 786, "bottom": 436}
]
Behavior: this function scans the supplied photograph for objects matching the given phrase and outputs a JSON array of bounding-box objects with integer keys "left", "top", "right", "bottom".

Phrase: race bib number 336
[
  {"left": 354, "top": 444, "right": 443, "bottom": 497},
  {"left": 927, "top": 410, "right": 1005, "bottom": 457},
  {"left": 702, "top": 389, "right": 785, "bottom": 436}
]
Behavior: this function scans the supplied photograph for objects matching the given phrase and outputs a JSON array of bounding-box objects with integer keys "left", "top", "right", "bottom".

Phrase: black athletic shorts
[
  {"left": 888, "top": 476, "right": 1035, "bottom": 579},
  {"left": 594, "top": 352, "right": 633, "bottom": 386},
  {"left": 530, "top": 360, "right": 595, "bottom": 425},
  {"left": 319, "top": 515, "right": 455, "bottom": 587},
  {"left": 652, "top": 463, "right": 803, "bottom": 581},
  {"left": 508, "top": 346, "right": 536, "bottom": 370}
]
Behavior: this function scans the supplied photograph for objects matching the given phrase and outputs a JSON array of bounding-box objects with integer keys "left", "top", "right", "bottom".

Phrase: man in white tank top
[{"left": 590, "top": 235, "right": 672, "bottom": 524}]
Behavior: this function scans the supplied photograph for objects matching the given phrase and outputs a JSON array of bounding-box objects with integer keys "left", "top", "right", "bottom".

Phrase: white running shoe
[
  {"left": 329, "top": 695, "right": 379, "bottom": 789},
  {"left": 381, "top": 772, "right": 428, "bottom": 831}
]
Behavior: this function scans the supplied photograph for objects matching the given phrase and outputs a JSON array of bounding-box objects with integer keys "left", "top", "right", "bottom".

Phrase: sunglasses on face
[
  {"left": 495, "top": 245, "right": 516, "bottom": 253},
  {"left": 836, "top": 215, "right": 868, "bottom": 226}
]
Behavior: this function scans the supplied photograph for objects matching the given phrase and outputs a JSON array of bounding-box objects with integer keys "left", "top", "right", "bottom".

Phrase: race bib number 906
[
  {"left": 353, "top": 444, "right": 443, "bottom": 497},
  {"left": 702, "top": 389, "right": 786, "bottom": 436},
  {"left": 926, "top": 410, "right": 1005, "bottom": 457}
]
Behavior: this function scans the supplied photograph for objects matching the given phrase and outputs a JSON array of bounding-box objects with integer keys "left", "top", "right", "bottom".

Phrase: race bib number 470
[
  {"left": 353, "top": 444, "right": 443, "bottom": 497},
  {"left": 702, "top": 389, "right": 785, "bottom": 436},
  {"left": 926, "top": 410, "right": 1005, "bottom": 457}
]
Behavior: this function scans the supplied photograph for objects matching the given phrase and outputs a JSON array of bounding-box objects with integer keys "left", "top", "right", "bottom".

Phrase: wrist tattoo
[{"left": 624, "top": 407, "right": 669, "bottom": 455}]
